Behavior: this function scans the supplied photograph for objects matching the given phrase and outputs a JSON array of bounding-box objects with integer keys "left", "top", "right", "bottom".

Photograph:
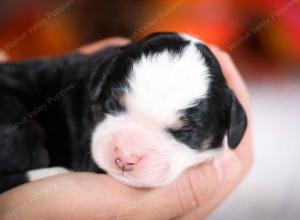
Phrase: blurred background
[{"left": 0, "top": 0, "right": 299, "bottom": 219}]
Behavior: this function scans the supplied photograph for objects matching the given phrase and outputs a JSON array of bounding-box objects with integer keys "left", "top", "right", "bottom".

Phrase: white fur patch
[
  {"left": 26, "top": 167, "right": 70, "bottom": 181},
  {"left": 125, "top": 43, "right": 210, "bottom": 127},
  {"left": 180, "top": 33, "right": 203, "bottom": 44}
]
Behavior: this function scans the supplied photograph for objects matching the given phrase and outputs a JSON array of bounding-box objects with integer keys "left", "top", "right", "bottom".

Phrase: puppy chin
[
  {"left": 108, "top": 168, "right": 176, "bottom": 188},
  {"left": 92, "top": 154, "right": 177, "bottom": 187}
]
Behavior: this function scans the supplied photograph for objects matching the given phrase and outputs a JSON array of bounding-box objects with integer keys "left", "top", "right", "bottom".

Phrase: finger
[
  {"left": 130, "top": 150, "right": 241, "bottom": 220},
  {"left": 177, "top": 128, "right": 253, "bottom": 219},
  {"left": 208, "top": 45, "right": 253, "bottom": 164},
  {"left": 0, "top": 50, "right": 8, "bottom": 62},
  {"left": 210, "top": 46, "right": 253, "bottom": 164},
  {"left": 77, "top": 37, "right": 130, "bottom": 55}
]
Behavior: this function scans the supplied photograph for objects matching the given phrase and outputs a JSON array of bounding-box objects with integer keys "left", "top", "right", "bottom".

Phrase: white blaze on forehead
[{"left": 125, "top": 43, "right": 210, "bottom": 126}]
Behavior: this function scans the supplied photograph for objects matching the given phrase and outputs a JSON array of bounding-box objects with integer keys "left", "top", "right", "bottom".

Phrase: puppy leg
[
  {"left": 0, "top": 94, "right": 50, "bottom": 192},
  {"left": 0, "top": 167, "right": 70, "bottom": 193}
]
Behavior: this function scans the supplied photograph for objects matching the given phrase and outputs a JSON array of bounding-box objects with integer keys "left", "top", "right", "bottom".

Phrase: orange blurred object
[{"left": 0, "top": 1, "right": 78, "bottom": 60}]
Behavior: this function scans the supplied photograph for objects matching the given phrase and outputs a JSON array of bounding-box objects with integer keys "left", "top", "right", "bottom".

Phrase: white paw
[{"left": 26, "top": 167, "right": 71, "bottom": 181}]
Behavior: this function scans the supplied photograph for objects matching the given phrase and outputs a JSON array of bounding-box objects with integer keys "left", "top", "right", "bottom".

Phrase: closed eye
[
  {"left": 166, "top": 123, "right": 203, "bottom": 150},
  {"left": 167, "top": 124, "right": 192, "bottom": 138}
]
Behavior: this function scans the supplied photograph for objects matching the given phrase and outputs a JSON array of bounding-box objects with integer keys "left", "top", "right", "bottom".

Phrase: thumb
[
  {"left": 77, "top": 37, "right": 130, "bottom": 55},
  {"left": 137, "top": 150, "right": 241, "bottom": 220},
  {"left": 0, "top": 50, "right": 8, "bottom": 62}
]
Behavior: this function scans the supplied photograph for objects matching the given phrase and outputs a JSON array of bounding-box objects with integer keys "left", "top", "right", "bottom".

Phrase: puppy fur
[{"left": 0, "top": 32, "right": 247, "bottom": 192}]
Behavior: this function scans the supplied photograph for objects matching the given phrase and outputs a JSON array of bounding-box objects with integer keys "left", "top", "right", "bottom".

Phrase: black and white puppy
[{"left": 0, "top": 32, "right": 247, "bottom": 193}]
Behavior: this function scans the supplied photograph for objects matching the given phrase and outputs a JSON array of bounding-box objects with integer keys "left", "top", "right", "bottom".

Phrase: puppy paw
[{"left": 26, "top": 167, "right": 71, "bottom": 181}]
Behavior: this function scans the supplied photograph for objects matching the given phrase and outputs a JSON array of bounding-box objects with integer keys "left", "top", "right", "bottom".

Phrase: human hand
[{"left": 0, "top": 39, "right": 253, "bottom": 220}]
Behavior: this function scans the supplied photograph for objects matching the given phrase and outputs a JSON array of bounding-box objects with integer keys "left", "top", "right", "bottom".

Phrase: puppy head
[{"left": 89, "top": 32, "right": 247, "bottom": 187}]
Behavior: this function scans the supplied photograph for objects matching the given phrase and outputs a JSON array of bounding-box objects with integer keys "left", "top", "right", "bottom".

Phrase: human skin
[
  {"left": 0, "top": 50, "right": 8, "bottom": 62},
  {"left": 0, "top": 38, "right": 253, "bottom": 220}
]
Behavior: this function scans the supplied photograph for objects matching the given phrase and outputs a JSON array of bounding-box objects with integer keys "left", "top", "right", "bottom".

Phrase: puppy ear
[
  {"left": 89, "top": 47, "right": 119, "bottom": 102},
  {"left": 227, "top": 90, "right": 247, "bottom": 149}
]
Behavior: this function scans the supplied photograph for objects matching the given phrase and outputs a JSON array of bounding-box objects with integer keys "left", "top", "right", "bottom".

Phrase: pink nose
[{"left": 114, "top": 148, "right": 142, "bottom": 172}]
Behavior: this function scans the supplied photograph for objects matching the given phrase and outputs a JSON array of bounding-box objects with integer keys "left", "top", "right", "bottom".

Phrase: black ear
[
  {"left": 227, "top": 90, "right": 248, "bottom": 149},
  {"left": 88, "top": 47, "right": 119, "bottom": 102}
]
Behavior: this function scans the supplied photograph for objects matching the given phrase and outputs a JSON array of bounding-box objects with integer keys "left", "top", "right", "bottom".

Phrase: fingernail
[{"left": 213, "top": 151, "right": 240, "bottom": 184}]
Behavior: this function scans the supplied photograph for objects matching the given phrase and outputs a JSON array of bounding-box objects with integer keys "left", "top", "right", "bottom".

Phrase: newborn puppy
[{"left": 0, "top": 32, "right": 247, "bottom": 193}]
